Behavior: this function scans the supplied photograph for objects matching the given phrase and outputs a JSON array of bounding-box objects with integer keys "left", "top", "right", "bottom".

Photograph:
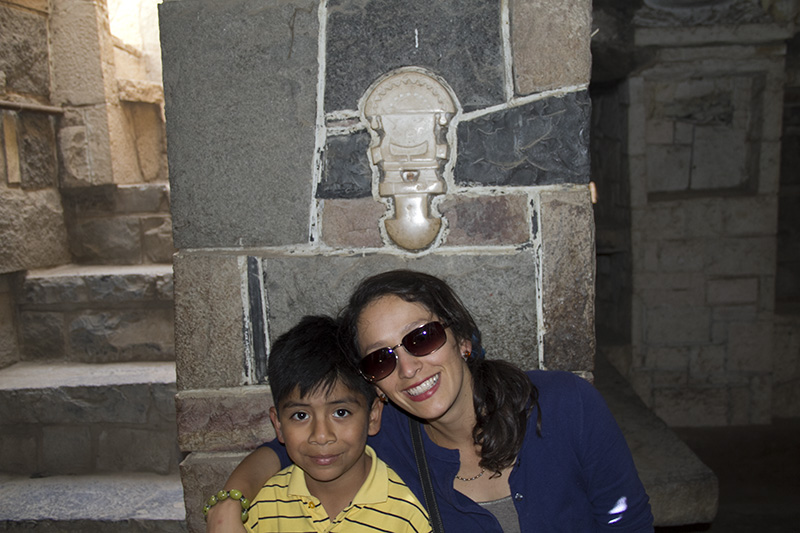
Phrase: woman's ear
[
  {"left": 269, "top": 406, "right": 285, "bottom": 444},
  {"left": 459, "top": 337, "right": 473, "bottom": 359}
]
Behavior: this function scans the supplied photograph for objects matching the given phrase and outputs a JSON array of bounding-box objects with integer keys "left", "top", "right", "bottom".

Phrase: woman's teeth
[{"left": 405, "top": 374, "right": 439, "bottom": 397}]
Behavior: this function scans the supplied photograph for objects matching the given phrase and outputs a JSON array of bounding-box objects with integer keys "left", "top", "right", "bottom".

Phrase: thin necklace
[{"left": 455, "top": 468, "right": 485, "bottom": 482}]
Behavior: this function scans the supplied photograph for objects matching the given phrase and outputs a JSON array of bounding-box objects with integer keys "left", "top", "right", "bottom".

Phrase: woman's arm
[{"left": 206, "top": 446, "right": 282, "bottom": 533}]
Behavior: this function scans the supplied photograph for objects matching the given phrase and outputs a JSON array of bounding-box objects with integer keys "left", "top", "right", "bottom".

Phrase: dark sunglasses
[{"left": 358, "top": 321, "right": 448, "bottom": 382}]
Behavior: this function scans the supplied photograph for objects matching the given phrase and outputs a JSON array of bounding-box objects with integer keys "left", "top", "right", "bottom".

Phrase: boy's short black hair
[{"left": 268, "top": 315, "right": 376, "bottom": 411}]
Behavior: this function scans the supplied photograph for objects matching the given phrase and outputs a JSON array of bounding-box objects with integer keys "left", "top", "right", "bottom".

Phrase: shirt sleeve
[
  {"left": 259, "top": 438, "right": 291, "bottom": 469},
  {"left": 574, "top": 376, "right": 654, "bottom": 531}
]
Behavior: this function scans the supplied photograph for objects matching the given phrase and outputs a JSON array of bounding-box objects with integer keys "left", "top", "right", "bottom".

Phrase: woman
[{"left": 207, "top": 270, "right": 653, "bottom": 532}]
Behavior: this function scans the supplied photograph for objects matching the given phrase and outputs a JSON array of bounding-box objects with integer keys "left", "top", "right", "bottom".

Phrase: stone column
[{"left": 160, "top": 1, "right": 594, "bottom": 530}]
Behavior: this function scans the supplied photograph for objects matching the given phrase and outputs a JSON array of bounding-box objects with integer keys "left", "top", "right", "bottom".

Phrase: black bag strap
[{"left": 409, "top": 418, "right": 445, "bottom": 533}]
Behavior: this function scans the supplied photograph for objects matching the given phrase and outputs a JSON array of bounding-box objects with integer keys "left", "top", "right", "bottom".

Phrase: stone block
[
  {"left": 180, "top": 452, "right": 251, "bottom": 533},
  {"left": 0, "top": 427, "right": 38, "bottom": 475},
  {"left": 646, "top": 145, "right": 691, "bottom": 192},
  {"left": 645, "top": 346, "right": 690, "bottom": 372},
  {"left": 20, "top": 271, "right": 89, "bottom": 305},
  {"left": 511, "top": 0, "right": 592, "bottom": 94},
  {"left": 539, "top": 188, "right": 595, "bottom": 371},
  {"left": 67, "top": 309, "right": 174, "bottom": 363},
  {"left": 691, "top": 126, "right": 749, "bottom": 190},
  {"left": 259, "top": 253, "right": 540, "bottom": 371},
  {"left": 160, "top": 0, "right": 319, "bottom": 249},
  {"left": 456, "top": 91, "right": 591, "bottom": 186},
  {"left": 17, "top": 113, "right": 57, "bottom": 190},
  {"left": 71, "top": 217, "right": 142, "bottom": 264},
  {"left": 58, "top": 106, "right": 114, "bottom": 187},
  {"left": 173, "top": 252, "right": 247, "bottom": 390},
  {"left": 41, "top": 425, "right": 93, "bottom": 475},
  {"left": 325, "top": 0, "right": 503, "bottom": 112},
  {"left": 440, "top": 194, "right": 530, "bottom": 246},
  {"left": 0, "top": 4, "right": 50, "bottom": 96},
  {"left": 707, "top": 277, "right": 759, "bottom": 305},
  {"left": 97, "top": 427, "right": 179, "bottom": 474},
  {"left": 656, "top": 240, "right": 707, "bottom": 273},
  {"left": 320, "top": 198, "right": 385, "bottom": 248},
  {"left": 0, "top": 187, "right": 70, "bottom": 274},
  {"left": 50, "top": 0, "right": 114, "bottom": 106},
  {"left": 721, "top": 195, "right": 778, "bottom": 236},
  {"left": 653, "top": 386, "right": 728, "bottom": 427},
  {"left": 689, "top": 345, "right": 726, "bottom": 384},
  {"left": 645, "top": 119, "right": 675, "bottom": 145},
  {"left": 727, "top": 321, "right": 773, "bottom": 373},
  {"left": 645, "top": 306, "right": 710, "bottom": 345},
  {"left": 0, "top": 280, "right": 18, "bottom": 369},
  {"left": 176, "top": 387, "right": 274, "bottom": 452},
  {"left": 115, "top": 184, "right": 170, "bottom": 214},
  {"left": 705, "top": 236, "right": 776, "bottom": 276},
  {"left": 19, "top": 311, "right": 66, "bottom": 360},
  {"left": 318, "top": 132, "right": 373, "bottom": 199},
  {"left": 142, "top": 216, "right": 176, "bottom": 264}
]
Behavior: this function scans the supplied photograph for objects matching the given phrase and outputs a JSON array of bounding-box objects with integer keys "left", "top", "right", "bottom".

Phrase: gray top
[{"left": 478, "top": 495, "right": 521, "bottom": 533}]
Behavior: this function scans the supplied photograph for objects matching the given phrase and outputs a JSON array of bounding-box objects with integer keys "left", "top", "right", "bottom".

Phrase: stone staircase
[{"left": 0, "top": 183, "right": 186, "bottom": 531}]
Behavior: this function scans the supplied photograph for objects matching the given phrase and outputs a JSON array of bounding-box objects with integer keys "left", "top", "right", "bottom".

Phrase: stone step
[
  {"left": 60, "top": 182, "right": 174, "bottom": 265},
  {"left": 0, "top": 473, "right": 187, "bottom": 532},
  {"left": 595, "top": 353, "right": 719, "bottom": 527},
  {"left": 17, "top": 264, "right": 174, "bottom": 363},
  {"left": 0, "top": 361, "right": 181, "bottom": 477}
]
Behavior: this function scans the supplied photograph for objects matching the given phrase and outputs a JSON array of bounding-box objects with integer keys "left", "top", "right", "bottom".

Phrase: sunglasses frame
[{"left": 358, "top": 321, "right": 448, "bottom": 383}]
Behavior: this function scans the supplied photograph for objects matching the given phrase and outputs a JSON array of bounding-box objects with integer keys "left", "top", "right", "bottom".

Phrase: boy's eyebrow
[{"left": 280, "top": 395, "right": 364, "bottom": 410}]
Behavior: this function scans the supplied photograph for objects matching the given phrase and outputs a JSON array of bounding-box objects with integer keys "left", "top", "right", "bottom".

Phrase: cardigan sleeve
[{"left": 573, "top": 375, "right": 654, "bottom": 531}]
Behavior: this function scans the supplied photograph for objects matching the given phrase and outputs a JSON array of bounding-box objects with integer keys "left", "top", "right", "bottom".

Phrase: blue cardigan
[{"left": 266, "top": 370, "right": 654, "bottom": 531}]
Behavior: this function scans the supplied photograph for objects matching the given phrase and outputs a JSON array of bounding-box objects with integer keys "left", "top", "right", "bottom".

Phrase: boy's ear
[
  {"left": 367, "top": 396, "right": 384, "bottom": 437},
  {"left": 269, "top": 406, "right": 285, "bottom": 444}
]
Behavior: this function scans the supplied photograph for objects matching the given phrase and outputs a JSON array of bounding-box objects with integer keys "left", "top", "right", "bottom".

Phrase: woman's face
[{"left": 356, "top": 295, "right": 473, "bottom": 424}]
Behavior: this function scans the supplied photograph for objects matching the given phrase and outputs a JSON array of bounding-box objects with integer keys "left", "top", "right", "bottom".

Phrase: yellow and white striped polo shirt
[{"left": 245, "top": 445, "right": 431, "bottom": 533}]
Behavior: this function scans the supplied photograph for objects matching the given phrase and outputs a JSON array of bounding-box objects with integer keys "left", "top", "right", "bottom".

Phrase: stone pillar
[{"left": 160, "top": 1, "right": 594, "bottom": 530}]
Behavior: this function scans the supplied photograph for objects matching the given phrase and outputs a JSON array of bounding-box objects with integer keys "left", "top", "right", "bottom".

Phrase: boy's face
[{"left": 269, "top": 380, "right": 383, "bottom": 490}]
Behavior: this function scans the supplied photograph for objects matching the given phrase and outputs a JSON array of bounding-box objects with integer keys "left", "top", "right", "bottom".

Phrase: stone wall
[
  {"left": 603, "top": 3, "right": 796, "bottom": 426},
  {"left": 160, "top": 0, "right": 595, "bottom": 530}
]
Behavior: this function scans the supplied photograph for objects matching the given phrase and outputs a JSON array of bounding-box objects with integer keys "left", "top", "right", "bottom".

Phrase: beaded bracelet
[{"left": 202, "top": 489, "right": 250, "bottom": 523}]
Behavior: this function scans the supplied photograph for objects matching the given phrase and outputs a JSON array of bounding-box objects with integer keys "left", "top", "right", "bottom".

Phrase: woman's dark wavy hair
[{"left": 338, "top": 269, "right": 541, "bottom": 476}]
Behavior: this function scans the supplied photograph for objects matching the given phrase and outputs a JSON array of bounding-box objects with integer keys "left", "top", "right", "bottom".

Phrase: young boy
[{"left": 244, "top": 315, "right": 432, "bottom": 533}]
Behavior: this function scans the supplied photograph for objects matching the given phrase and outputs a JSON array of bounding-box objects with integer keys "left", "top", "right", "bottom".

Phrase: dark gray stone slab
[
  {"left": 325, "top": 0, "right": 504, "bottom": 112},
  {"left": 318, "top": 132, "right": 373, "bottom": 199},
  {"left": 259, "top": 253, "right": 539, "bottom": 371},
  {"left": 18, "top": 113, "right": 58, "bottom": 189},
  {"left": 160, "top": 0, "right": 319, "bottom": 248},
  {"left": 456, "top": 91, "right": 592, "bottom": 186}
]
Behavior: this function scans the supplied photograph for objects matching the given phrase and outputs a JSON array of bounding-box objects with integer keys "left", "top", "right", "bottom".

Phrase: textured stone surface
[
  {"left": 325, "top": 0, "right": 503, "bottom": 112},
  {"left": 173, "top": 253, "right": 246, "bottom": 390},
  {"left": 17, "top": 113, "right": 58, "bottom": 189},
  {"left": 0, "top": 277, "right": 19, "bottom": 370},
  {"left": 19, "top": 311, "right": 66, "bottom": 360},
  {"left": 456, "top": 91, "right": 591, "bottom": 186},
  {"left": 0, "top": 4, "right": 50, "bottom": 96},
  {"left": 67, "top": 309, "right": 174, "bottom": 363},
  {"left": 511, "top": 0, "right": 592, "bottom": 94},
  {"left": 0, "top": 473, "right": 186, "bottom": 528},
  {"left": 58, "top": 106, "right": 115, "bottom": 187},
  {"left": 539, "top": 188, "right": 595, "bottom": 371},
  {"left": 97, "top": 427, "right": 179, "bottom": 475},
  {"left": 0, "top": 187, "right": 70, "bottom": 274},
  {"left": 320, "top": 198, "right": 385, "bottom": 248},
  {"left": 176, "top": 387, "right": 275, "bottom": 452},
  {"left": 71, "top": 217, "right": 142, "bottom": 264},
  {"left": 50, "top": 0, "right": 115, "bottom": 107},
  {"left": 160, "top": 0, "right": 319, "bottom": 248},
  {"left": 259, "top": 253, "right": 539, "bottom": 370},
  {"left": 180, "top": 452, "right": 249, "bottom": 533},
  {"left": 318, "top": 132, "right": 373, "bottom": 199},
  {"left": 142, "top": 216, "right": 176, "bottom": 263},
  {"left": 440, "top": 194, "right": 530, "bottom": 246}
]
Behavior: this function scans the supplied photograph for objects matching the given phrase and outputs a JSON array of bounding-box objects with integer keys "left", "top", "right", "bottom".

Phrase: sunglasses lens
[
  {"left": 403, "top": 322, "right": 447, "bottom": 356},
  {"left": 359, "top": 348, "right": 396, "bottom": 382}
]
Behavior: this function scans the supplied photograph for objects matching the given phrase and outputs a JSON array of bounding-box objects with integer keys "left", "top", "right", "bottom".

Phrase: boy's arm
[{"left": 206, "top": 446, "right": 282, "bottom": 533}]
